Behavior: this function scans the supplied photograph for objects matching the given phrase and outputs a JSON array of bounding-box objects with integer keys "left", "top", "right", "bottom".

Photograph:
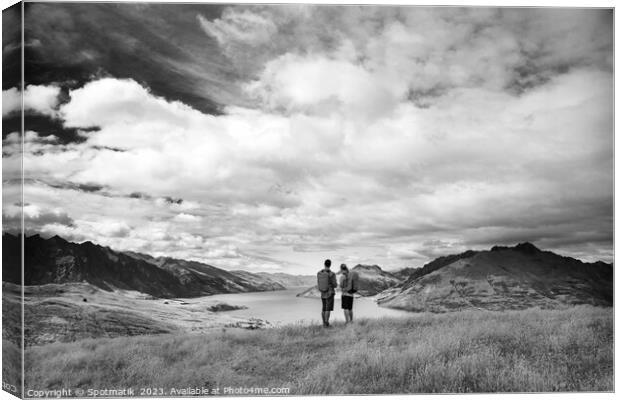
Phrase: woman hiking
[{"left": 339, "top": 264, "right": 357, "bottom": 323}]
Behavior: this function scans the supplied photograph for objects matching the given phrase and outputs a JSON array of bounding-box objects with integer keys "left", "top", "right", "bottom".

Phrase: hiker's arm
[{"left": 330, "top": 273, "right": 337, "bottom": 288}]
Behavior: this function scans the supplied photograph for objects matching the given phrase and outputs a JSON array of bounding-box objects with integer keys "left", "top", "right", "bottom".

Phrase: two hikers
[{"left": 317, "top": 259, "right": 358, "bottom": 327}]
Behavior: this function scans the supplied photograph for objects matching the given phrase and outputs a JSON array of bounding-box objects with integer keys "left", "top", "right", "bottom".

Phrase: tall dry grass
[
  {"left": 3, "top": 340, "right": 22, "bottom": 396},
  {"left": 25, "top": 306, "right": 612, "bottom": 394}
]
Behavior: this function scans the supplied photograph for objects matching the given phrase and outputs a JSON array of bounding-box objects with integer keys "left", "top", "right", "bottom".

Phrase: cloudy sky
[{"left": 2, "top": 4, "right": 613, "bottom": 274}]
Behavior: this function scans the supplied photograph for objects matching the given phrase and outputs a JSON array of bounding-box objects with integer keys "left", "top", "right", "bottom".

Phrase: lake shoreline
[{"left": 7, "top": 283, "right": 414, "bottom": 347}]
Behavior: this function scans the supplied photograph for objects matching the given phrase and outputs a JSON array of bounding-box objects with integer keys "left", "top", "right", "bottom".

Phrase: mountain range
[
  {"left": 3, "top": 234, "right": 613, "bottom": 313},
  {"left": 377, "top": 242, "right": 613, "bottom": 312},
  {"left": 254, "top": 272, "right": 315, "bottom": 287},
  {"left": 2, "top": 233, "right": 305, "bottom": 298}
]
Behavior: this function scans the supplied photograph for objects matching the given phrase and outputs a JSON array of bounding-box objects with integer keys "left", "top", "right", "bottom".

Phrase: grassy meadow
[
  {"left": 25, "top": 306, "right": 612, "bottom": 394},
  {"left": 2, "top": 340, "right": 22, "bottom": 396}
]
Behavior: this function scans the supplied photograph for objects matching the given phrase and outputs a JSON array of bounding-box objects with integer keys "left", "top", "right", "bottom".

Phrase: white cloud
[
  {"left": 2, "top": 84, "right": 62, "bottom": 117},
  {"left": 7, "top": 7, "right": 612, "bottom": 272},
  {"left": 198, "top": 8, "right": 277, "bottom": 47},
  {"left": 12, "top": 64, "right": 612, "bottom": 270},
  {"left": 2, "top": 88, "right": 20, "bottom": 117},
  {"left": 246, "top": 54, "right": 400, "bottom": 120},
  {"left": 60, "top": 78, "right": 207, "bottom": 129},
  {"left": 173, "top": 213, "right": 202, "bottom": 223}
]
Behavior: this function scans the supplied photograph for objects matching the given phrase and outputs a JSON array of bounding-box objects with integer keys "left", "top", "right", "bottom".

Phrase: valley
[{"left": 3, "top": 234, "right": 613, "bottom": 349}]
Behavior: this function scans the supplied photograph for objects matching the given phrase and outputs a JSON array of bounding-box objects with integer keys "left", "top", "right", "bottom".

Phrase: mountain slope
[
  {"left": 391, "top": 267, "right": 420, "bottom": 281},
  {"left": 351, "top": 264, "right": 402, "bottom": 296},
  {"left": 123, "top": 251, "right": 281, "bottom": 293},
  {"left": 401, "top": 250, "right": 479, "bottom": 284},
  {"left": 255, "top": 272, "right": 315, "bottom": 288},
  {"left": 227, "top": 270, "right": 287, "bottom": 291},
  {"left": 377, "top": 243, "right": 613, "bottom": 312},
  {"left": 4, "top": 281, "right": 270, "bottom": 347},
  {"left": 8, "top": 282, "right": 176, "bottom": 346},
  {"left": 3, "top": 233, "right": 284, "bottom": 298}
]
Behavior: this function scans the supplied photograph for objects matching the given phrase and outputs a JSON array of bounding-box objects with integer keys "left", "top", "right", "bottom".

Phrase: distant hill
[
  {"left": 297, "top": 264, "right": 401, "bottom": 298},
  {"left": 377, "top": 242, "right": 613, "bottom": 312},
  {"left": 2, "top": 233, "right": 285, "bottom": 298},
  {"left": 350, "top": 264, "right": 402, "bottom": 295},
  {"left": 255, "top": 272, "right": 315, "bottom": 288},
  {"left": 228, "top": 270, "right": 291, "bottom": 291}
]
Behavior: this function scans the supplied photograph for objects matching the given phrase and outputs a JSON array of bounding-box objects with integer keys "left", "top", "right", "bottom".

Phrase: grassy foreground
[{"left": 25, "top": 306, "right": 612, "bottom": 394}]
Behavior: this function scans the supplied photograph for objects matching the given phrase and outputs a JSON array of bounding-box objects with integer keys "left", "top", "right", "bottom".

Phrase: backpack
[{"left": 317, "top": 270, "right": 331, "bottom": 292}]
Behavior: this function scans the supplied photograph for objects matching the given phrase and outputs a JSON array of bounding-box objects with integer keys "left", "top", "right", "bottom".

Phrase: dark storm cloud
[
  {"left": 3, "top": 114, "right": 88, "bottom": 143},
  {"left": 23, "top": 3, "right": 235, "bottom": 115},
  {"left": 46, "top": 181, "right": 105, "bottom": 194},
  {"left": 3, "top": 2, "right": 21, "bottom": 90},
  {"left": 406, "top": 86, "right": 447, "bottom": 108},
  {"left": 128, "top": 192, "right": 151, "bottom": 200},
  {"left": 29, "top": 179, "right": 184, "bottom": 204},
  {"left": 163, "top": 197, "right": 183, "bottom": 205},
  {"left": 91, "top": 145, "right": 124, "bottom": 152}
]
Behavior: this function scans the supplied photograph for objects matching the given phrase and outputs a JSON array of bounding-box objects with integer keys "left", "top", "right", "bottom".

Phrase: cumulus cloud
[
  {"left": 2, "top": 84, "right": 62, "bottom": 117},
  {"left": 12, "top": 65, "right": 613, "bottom": 270},
  {"left": 2, "top": 88, "right": 20, "bottom": 117},
  {"left": 5, "top": 6, "right": 613, "bottom": 272},
  {"left": 60, "top": 78, "right": 206, "bottom": 130},
  {"left": 2, "top": 201, "right": 75, "bottom": 235},
  {"left": 246, "top": 54, "right": 400, "bottom": 120}
]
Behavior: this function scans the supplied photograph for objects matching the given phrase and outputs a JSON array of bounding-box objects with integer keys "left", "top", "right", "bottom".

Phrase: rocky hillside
[
  {"left": 2, "top": 233, "right": 285, "bottom": 298},
  {"left": 3, "top": 281, "right": 268, "bottom": 347},
  {"left": 391, "top": 267, "right": 420, "bottom": 280},
  {"left": 228, "top": 270, "right": 289, "bottom": 291},
  {"left": 377, "top": 243, "right": 613, "bottom": 312},
  {"left": 351, "top": 264, "right": 402, "bottom": 295},
  {"left": 297, "top": 264, "right": 401, "bottom": 298}
]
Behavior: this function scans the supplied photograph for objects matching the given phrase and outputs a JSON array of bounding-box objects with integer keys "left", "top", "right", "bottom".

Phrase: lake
[{"left": 203, "top": 287, "right": 414, "bottom": 326}]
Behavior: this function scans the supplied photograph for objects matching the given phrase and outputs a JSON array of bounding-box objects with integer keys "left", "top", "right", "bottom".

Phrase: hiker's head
[
  {"left": 340, "top": 264, "right": 348, "bottom": 273},
  {"left": 324, "top": 259, "right": 331, "bottom": 269}
]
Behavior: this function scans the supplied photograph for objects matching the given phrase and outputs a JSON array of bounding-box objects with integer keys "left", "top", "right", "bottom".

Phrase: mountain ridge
[
  {"left": 377, "top": 242, "right": 612, "bottom": 312},
  {"left": 2, "top": 233, "right": 291, "bottom": 298}
]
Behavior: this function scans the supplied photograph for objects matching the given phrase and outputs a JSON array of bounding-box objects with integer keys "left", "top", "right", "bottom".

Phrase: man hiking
[
  {"left": 339, "top": 264, "right": 357, "bottom": 323},
  {"left": 317, "top": 259, "right": 337, "bottom": 327}
]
